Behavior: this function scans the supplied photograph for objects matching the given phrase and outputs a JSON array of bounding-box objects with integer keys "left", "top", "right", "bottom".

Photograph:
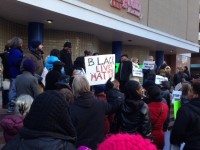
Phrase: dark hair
[
  {"left": 124, "top": 80, "right": 141, "bottom": 100},
  {"left": 50, "top": 49, "right": 60, "bottom": 57},
  {"left": 191, "top": 79, "right": 200, "bottom": 96},
  {"left": 184, "top": 66, "right": 188, "bottom": 70},
  {"left": 147, "top": 85, "right": 162, "bottom": 102},
  {"left": 121, "top": 54, "right": 128, "bottom": 58},
  {"left": 84, "top": 50, "right": 92, "bottom": 56}
]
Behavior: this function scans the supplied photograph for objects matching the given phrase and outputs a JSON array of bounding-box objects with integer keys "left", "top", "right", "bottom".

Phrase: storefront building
[{"left": 0, "top": 0, "right": 199, "bottom": 74}]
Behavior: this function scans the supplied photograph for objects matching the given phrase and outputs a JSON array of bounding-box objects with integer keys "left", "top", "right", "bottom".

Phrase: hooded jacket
[{"left": 170, "top": 98, "right": 200, "bottom": 150}]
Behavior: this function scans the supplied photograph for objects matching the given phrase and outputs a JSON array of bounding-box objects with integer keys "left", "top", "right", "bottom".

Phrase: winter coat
[
  {"left": 118, "top": 99, "right": 152, "bottom": 139},
  {"left": 0, "top": 115, "right": 24, "bottom": 143},
  {"left": 45, "top": 69, "right": 62, "bottom": 91},
  {"left": 15, "top": 71, "right": 40, "bottom": 98},
  {"left": 60, "top": 49, "right": 73, "bottom": 76},
  {"left": 2, "top": 128, "right": 76, "bottom": 150},
  {"left": 70, "top": 92, "right": 120, "bottom": 150},
  {"left": 148, "top": 102, "right": 169, "bottom": 149},
  {"left": 8, "top": 48, "right": 23, "bottom": 78},
  {"left": 116, "top": 60, "right": 132, "bottom": 81},
  {"left": 0, "top": 51, "right": 10, "bottom": 79},
  {"left": 21, "top": 50, "right": 44, "bottom": 76},
  {"left": 95, "top": 93, "right": 110, "bottom": 135},
  {"left": 170, "top": 98, "right": 200, "bottom": 150},
  {"left": 45, "top": 56, "right": 61, "bottom": 70}
]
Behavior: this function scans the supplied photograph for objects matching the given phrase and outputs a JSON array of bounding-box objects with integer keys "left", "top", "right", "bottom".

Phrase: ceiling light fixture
[{"left": 46, "top": 19, "right": 53, "bottom": 24}]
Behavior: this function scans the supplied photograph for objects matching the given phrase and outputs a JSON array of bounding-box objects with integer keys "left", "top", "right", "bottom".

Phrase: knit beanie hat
[
  {"left": 97, "top": 134, "right": 157, "bottom": 150},
  {"left": 124, "top": 80, "right": 141, "bottom": 100},
  {"left": 93, "top": 84, "right": 105, "bottom": 95},
  {"left": 31, "top": 40, "right": 42, "bottom": 49},
  {"left": 23, "top": 91, "right": 76, "bottom": 141},
  {"left": 23, "top": 59, "right": 35, "bottom": 74}
]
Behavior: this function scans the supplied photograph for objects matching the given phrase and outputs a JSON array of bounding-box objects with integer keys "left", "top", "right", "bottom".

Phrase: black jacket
[
  {"left": 116, "top": 60, "right": 132, "bottom": 81},
  {"left": 0, "top": 51, "right": 10, "bottom": 79},
  {"left": 70, "top": 92, "right": 120, "bottom": 150},
  {"left": 118, "top": 99, "right": 152, "bottom": 139},
  {"left": 2, "top": 128, "right": 76, "bottom": 150},
  {"left": 60, "top": 49, "right": 73, "bottom": 76},
  {"left": 170, "top": 98, "right": 200, "bottom": 150}
]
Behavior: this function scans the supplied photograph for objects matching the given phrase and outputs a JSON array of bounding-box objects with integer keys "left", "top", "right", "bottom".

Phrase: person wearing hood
[
  {"left": 15, "top": 59, "right": 40, "bottom": 98},
  {"left": 2, "top": 91, "right": 77, "bottom": 150},
  {"left": 70, "top": 76, "right": 121, "bottom": 150},
  {"left": 147, "top": 85, "right": 169, "bottom": 150},
  {"left": 117, "top": 80, "right": 152, "bottom": 139},
  {"left": 21, "top": 40, "right": 44, "bottom": 76},
  {"left": 170, "top": 79, "right": 200, "bottom": 149}
]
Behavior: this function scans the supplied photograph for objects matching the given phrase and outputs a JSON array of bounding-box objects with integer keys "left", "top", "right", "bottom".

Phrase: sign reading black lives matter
[{"left": 84, "top": 54, "right": 115, "bottom": 85}]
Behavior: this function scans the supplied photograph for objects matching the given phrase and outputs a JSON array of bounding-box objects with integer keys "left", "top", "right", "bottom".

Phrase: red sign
[{"left": 110, "top": 0, "right": 143, "bottom": 19}]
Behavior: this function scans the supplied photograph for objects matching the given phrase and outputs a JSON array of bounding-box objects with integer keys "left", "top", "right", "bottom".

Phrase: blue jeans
[{"left": 8, "top": 78, "right": 16, "bottom": 102}]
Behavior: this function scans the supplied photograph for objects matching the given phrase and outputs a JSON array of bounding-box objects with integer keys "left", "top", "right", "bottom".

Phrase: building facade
[{"left": 0, "top": 0, "right": 199, "bottom": 74}]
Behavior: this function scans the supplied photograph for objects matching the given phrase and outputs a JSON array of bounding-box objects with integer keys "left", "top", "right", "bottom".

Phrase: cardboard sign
[
  {"left": 155, "top": 75, "right": 168, "bottom": 85},
  {"left": 84, "top": 54, "right": 115, "bottom": 86},
  {"left": 172, "top": 90, "right": 182, "bottom": 103},
  {"left": 143, "top": 61, "right": 155, "bottom": 70},
  {"left": 132, "top": 68, "right": 143, "bottom": 77}
]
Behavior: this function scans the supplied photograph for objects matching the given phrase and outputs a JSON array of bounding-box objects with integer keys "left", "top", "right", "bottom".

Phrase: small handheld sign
[{"left": 143, "top": 61, "right": 155, "bottom": 70}]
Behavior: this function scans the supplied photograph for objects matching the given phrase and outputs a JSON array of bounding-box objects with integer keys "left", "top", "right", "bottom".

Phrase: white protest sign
[
  {"left": 143, "top": 61, "right": 155, "bottom": 70},
  {"left": 155, "top": 75, "right": 168, "bottom": 85},
  {"left": 84, "top": 54, "right": 115, "bottom": 86},
  {"left": 172, "top": 90, "right": 182, "bottom": 103},
  {"left": 132, "top": 68, "right": 143, "bottom": 77}
]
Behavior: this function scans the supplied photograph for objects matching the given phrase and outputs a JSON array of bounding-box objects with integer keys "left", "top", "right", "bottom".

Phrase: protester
[
  {"left": 2, "top": 91, "right": 77, "bottom": 150},
  {"left": 60, "top": 41, "right": 73, "bottom": 76},
  {"left": 0, "top": 42, "right": 10, "bottom": 108},
  {"left": 116, "top": 54, "right": 132, "bottom": 92},
  {"left": 0, "top": 95, "right": 33, "bottom": 143},
  {"left": 97, "top": 133, "right": 157, "bottom": 150},
  {"left": 70, "top": 76, "right": 121, "bottom": 149},
  {"left": 170, "top": 79, "right": 200, "bottom": 149},
  {"left": 45, "top": 49, "right": 61, "bottom": 71},
  {"left": 7, "top": 37, "right": 23, "bottom": 113},
  {"left": 21, "top": 40, "right": 44, "bottom": 76},
  {"left": 147, "top": 85, "right": 169, "bottom": 149},
  {"left": 117, "top": 80, "right": 152, "bottom": 139},
  {"left": 45, "top": 61, "right": 65, "bottom": 91},
  {"left": 15, "top": 59, "right": 40, "bottom": 98}
]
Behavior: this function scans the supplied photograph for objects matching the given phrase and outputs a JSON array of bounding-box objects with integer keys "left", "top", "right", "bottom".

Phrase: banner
[
  {"left": 155, "top": 75, "right": 168, "bottom": 85},
  {"left": 132, "top": 68, "right": 143, "bottom": 77},
  {"left": 143, "top": 61, "right": 155, "bottom": 70},
  {"left": 84, "top": 54, "right": 115, "bottom": 85},
  {"left": 172, "top": 90, "right": 182, "bottom": 103}
]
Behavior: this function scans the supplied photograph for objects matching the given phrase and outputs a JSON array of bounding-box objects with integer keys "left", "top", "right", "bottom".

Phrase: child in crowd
[{"left": 0, "top": 95, "right": 33, "bottom": 143}]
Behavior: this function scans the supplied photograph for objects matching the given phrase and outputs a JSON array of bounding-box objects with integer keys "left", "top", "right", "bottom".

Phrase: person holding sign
[
  {"left": 70, "top": 76, "right": 121, "bottom": 150},
  {"left": 116, "top": 54, "right": 132, "bottom": 92},
  {"left": 170, "top": 79, "right": 200, "bottom": 149},
  {"left": 142, "top": 56, "right": 157, "bottom": 83}
]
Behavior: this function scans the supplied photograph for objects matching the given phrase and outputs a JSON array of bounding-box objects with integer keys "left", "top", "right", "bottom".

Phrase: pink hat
[{"left": 97, "top": 134, "right": 157, "bottom": 150}]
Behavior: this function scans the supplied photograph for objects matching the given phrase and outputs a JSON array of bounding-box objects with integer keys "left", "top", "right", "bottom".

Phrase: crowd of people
[{"left": 0, "top": 36, "right": 199, "bottom": 150}]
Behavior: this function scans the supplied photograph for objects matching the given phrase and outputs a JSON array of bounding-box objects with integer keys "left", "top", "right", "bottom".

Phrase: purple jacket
[{"left": 0, "top": 115, "right": 24, "bottom": 143}]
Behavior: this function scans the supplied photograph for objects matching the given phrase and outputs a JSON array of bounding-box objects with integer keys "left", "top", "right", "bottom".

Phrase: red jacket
[
  {"left": 0, "top": 115, "right": 24, "bottom": 143},
  {"left": 148, "top": 102, "right": 169, "bottom": 149},
  {"left": 96, "top": 93, "right": 110, "bottom": 135}
]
